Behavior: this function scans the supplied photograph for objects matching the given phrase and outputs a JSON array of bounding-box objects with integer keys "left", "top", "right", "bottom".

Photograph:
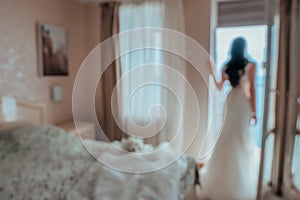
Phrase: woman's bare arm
[
  {"left": 249, "top": 63, "right": 257, "bottom": 122},
  {"left": 207, "top": 60, "right": 228, "bottom": 90}
]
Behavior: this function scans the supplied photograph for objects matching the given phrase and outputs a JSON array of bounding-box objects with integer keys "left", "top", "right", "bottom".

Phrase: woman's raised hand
[{"left": 207, "top": 59, "right": 215, "bottom": 75}]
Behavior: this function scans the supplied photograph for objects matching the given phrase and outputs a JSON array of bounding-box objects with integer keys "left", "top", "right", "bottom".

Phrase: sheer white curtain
[
  {"left": 119, "top": 1, "right": 164, "bottom": 127},
  {"left": 118, "top": 0, "right": 186, "bottom": 149}
]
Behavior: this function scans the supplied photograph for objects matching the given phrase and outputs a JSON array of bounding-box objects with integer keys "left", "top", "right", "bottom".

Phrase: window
[{"left": 118, "top": 2, "right": 164, "bottom": 126}]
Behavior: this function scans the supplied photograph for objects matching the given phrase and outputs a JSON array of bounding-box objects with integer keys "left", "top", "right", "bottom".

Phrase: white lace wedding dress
[{"left": 200, "top": 65, "right": 259, "bottom": 200}]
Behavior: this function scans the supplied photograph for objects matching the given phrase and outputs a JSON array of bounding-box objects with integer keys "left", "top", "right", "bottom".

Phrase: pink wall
[
  {"left": 183, "top": 0, "right": 211, "bottom": 157},
  {"left": 184, "top": 0, "right": 211, "bottom": 52},
  {"left": 0, "top": 0, "right": 211, "bottom": 129},
  {"left": 0, "top": 0, "right": 100, "bottom": 124}
]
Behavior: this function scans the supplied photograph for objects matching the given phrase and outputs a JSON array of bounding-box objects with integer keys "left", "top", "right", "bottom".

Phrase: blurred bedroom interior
[{"left": 0, "top": 0, "right": 299, "bottom": 199}]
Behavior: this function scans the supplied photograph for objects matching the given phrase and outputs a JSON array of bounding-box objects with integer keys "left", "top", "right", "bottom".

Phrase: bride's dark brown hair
[{"left": 225, "top": 37, "right": 249, "bottom": 87}]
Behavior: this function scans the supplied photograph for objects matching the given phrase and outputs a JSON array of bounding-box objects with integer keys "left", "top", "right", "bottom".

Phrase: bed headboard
[{"left": 0, "top": 98, "right": 45, "bottom": 132}]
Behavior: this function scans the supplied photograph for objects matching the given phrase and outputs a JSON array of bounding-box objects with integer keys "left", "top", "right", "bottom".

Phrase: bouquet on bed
[{"left": 120, "top": 136, "right": 154, "bottom": 152}]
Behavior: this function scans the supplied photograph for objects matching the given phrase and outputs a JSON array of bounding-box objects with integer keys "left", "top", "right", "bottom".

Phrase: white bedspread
[{"left": 0, "top": 125, "right": 194, "bottom": 200}]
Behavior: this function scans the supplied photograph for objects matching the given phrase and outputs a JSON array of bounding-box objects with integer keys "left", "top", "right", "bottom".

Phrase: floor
[
  {"left": 184, "top": 185, "right": 284, "bottom": 200},
  {"left": 184, "top": 186, "right": 205, "bottom": 200}
]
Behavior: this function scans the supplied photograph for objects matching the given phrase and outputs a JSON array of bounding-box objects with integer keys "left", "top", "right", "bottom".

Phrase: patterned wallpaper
[{"left": 0, "top": 0, "right": 88, "bottom": 124}]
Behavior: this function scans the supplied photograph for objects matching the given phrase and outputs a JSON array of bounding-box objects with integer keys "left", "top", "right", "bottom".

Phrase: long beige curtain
[
  {"left": 96, "top": 2, "right": 123, "bottom": 141},
  {"left": 270, "top": 0, "right": 300, "bottom": 196},
  {"left": 257, "top": 0, "right": 300, "bottom": 197}
]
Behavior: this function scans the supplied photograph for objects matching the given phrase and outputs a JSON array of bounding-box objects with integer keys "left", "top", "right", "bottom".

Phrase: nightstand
[{"left": 57, "top": 121, "right": 96, "bottom": 140}]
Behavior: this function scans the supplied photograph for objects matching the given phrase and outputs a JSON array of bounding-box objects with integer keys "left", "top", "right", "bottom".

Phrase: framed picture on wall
[{"left": 37, "top": 23, "right": 69, "bottom": 76}]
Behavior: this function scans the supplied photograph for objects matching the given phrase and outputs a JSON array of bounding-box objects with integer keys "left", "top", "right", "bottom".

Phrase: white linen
[{"left": 0, "top": 125, "right": 194, "bottom": 200}]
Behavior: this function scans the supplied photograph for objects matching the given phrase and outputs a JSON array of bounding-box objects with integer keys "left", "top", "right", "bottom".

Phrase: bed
[{"left": 0, "top": 99, "right": 196, "bottom": 200}]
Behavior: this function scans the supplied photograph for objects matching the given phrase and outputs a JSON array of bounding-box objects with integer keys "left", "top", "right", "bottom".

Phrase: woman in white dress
[{"left": 200, "top": 37, "right": 259, "bottom": 200}]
